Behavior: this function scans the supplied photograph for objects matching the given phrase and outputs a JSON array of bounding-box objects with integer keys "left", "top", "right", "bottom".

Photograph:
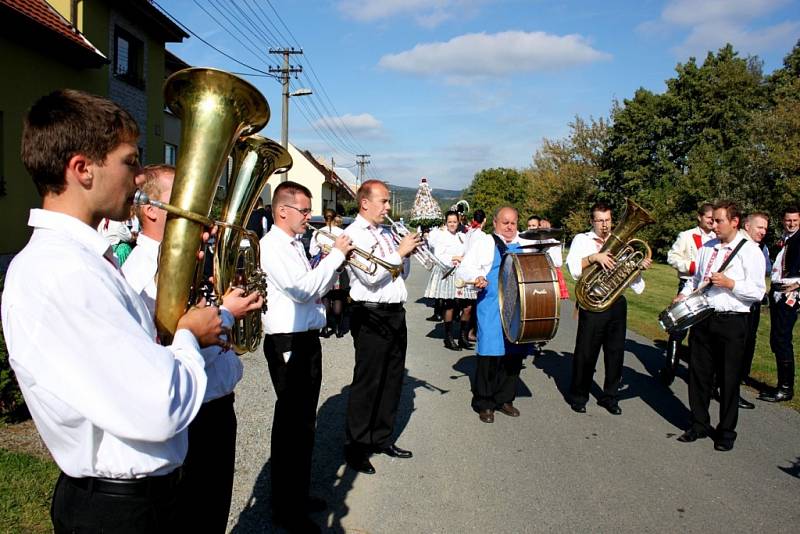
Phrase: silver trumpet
[
  {"left": 384, "top": 216, "right": 455, "bottom": 279},
  {"left": 315, "top": 228, "right": 404, "bottom": 279}
]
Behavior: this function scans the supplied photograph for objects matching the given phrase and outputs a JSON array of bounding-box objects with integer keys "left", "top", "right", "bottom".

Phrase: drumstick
[{"left": 454, "top": 278, "right": 478, "bottom": 288}]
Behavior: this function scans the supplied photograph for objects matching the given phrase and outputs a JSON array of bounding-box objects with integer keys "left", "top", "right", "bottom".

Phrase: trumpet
[
  {"left": 315, "top": 228, "right": 404, "bottom": 280},
  {"left": 384, "top": 216, "right": 455, "bottom": 279}
]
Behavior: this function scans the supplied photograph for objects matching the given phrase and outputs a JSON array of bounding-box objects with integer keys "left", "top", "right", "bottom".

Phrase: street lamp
[{"left": 279, "top": 87, "right": 312, "bottom": 181}]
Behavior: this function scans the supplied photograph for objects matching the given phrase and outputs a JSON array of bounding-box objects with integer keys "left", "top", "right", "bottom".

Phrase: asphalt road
[{"left": 226, "top": 267, "right": 800, "bottom": 533}]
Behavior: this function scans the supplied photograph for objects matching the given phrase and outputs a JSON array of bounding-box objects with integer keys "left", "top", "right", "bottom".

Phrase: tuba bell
[
  {"left": 575, "top": 198, "right": 654, "bottom": 312},
  {"left": 216, "top": 135, "right": 293, "bottom": 353},
  {"left": 154, "top": 67, "right": 269, "bottom": 344}
]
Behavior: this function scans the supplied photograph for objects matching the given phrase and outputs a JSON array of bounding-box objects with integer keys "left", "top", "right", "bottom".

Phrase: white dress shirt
[
  {"left": 122, "top": 233, "right": 243, "bottom": 402},
  {"left": 259, "top": 225, "right": 344, "bottom": 334},
  {"left": 2, "top": 209, "right": 208, "bottom": 479},
  {"left": 457, "top": 231, "right": 519, "bottom": 281},
  {"left": 309, "top": 224, "right": 343, "bottom": 257},
  {"left": 566, "top": 230, "right": 645, "bottom": 294},
  {"left": 517, "top": 236, "right": 563, "bottom": 268},
  {"left": 680, "top": 234, "right": 766, "bottom": 312},
  {"left": 430, "top": 229, "right": 466, "bottom": 265},
  {"left": 344, "top": 214, "right": 411, "bottom": 304}
]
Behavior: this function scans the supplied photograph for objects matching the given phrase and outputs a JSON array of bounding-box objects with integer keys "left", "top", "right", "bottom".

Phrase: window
[
  {"left": 114, "top": 27, "right": 144, "bottom": 88},
  {"left": 164, "top": 143, "right": 177, "bottom": 166}
]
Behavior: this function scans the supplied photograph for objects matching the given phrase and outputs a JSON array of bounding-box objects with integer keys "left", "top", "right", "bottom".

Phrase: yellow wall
[{"left": 0, "top": 35, "right": 108, "bottom": 254}]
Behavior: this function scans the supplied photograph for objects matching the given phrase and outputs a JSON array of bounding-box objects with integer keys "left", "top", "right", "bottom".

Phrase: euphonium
[
  {"left": 575, "top": 198, "right": 654, "bottom": 312},
  {"left": 216, "top": 135, "right": 292, "bottom": 353},
  {"left": 155, "top": 67, "right": 269, "bottom": 344}
]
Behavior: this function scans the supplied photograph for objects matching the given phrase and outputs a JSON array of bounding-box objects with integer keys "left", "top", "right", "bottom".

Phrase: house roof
[
  {"left": 297, "top": 148, "right": 356, "bottom": 200},
  {"left": 125, "top": 0, "right": 188, "bottom": 43},
  {"left": 0, "top": 0, "right": 107, "bottom": 67}
]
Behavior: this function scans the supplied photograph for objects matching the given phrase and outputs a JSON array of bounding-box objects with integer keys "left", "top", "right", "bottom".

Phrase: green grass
[
  {"left": 562, "top": 260, "right": 800, "bottom": 411},
  {"left": 0, "top": 448, "right": 58, "bottom": 533}
]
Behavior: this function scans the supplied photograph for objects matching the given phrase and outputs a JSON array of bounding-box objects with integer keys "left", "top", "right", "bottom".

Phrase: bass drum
[{"left": 498, "top": 252, "right": 560, "bottom": 344}]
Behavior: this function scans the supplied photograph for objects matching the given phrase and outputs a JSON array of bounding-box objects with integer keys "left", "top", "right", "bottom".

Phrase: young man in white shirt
[
  {"left": 662, "top": 203, "right": 715, "bottom": 384},
  {"left": 565, "top": 201, "right": 651, "bottom": 415},
  {"left": 674, "top": 201, "right": 765, "bottom": 451},
  {"left": 3, "top": 89, "right": 223, "bottom": 532},
  {"left": 122, "top": 164, "right": 262, "bottom": 533},
  {"left": 259, "top": 181, "right": 353, "bottom": 533}
]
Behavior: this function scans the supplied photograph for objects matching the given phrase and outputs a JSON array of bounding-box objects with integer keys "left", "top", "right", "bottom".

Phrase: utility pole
[
  {"left": 355, "top": 154, "right": 370, "bottom": 187},
  {"left": 269, "top": 48, "right": 303, "bottom": 151}
]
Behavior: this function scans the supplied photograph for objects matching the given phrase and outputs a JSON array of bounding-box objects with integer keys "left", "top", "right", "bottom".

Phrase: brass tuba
[
  {"left": 216, "top": 135, "right": 292, "bottom": 353},
  {"left": 154, "top": 67, "right": 269, "bottom": 344},
  {"left": 575, "top": 198, "right": 654, "bottom": 312}
]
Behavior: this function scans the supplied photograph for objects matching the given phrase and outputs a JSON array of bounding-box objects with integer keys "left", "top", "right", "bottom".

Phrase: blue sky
[{"left": 156, "top": 0, "right": 799, "bottom": 191}]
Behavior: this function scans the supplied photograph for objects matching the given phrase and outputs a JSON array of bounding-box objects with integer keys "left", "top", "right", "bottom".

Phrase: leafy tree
[{"left": 462, "top": 168, "right": 530, "bottom": 232}]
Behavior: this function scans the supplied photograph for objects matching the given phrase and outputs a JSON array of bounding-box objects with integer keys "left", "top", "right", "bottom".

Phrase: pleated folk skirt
[{"left": 424, "top": 264, "right": 477, "bottom": 300}]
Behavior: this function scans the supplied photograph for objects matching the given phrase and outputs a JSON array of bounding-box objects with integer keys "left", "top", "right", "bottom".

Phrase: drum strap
[{"left": 491, "top": 234, "right": 509, "bottom": 256}]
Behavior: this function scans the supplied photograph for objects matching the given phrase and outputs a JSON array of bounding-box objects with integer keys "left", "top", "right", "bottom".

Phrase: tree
[{"left": 462, "top": 168, "right": 530, "bottom": 232}]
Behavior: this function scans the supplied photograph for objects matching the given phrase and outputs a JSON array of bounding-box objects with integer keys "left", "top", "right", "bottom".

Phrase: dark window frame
[{"left": 113, "top": 26, "right": 145, "bottom": 89}]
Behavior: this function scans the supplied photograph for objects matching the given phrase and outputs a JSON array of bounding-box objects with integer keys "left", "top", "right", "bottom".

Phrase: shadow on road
[
  {"left": 451, "top": 354, "right": 534, "bottom": 407},
  {"left": 232, "top": 369, "right": 444, "bottom": 533}
]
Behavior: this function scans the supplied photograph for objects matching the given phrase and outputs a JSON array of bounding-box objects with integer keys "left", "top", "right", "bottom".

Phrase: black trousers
[
  {"left": 346, "top": 304, "right": 407, "bottom": 451},
  {"left": 769, "top": 291, "right": 799, "bottom": 366},
  {"left": 687, "top": 313, "right": 748, "bottom": 443},
  {"left": 177, "top": 393, "right": 237, "bottom": 533},
  {"left": 263, "top": 331, "right": 322, "bottom": 513},
  {"left": 741, "top": 302, "right": 762, "bottom": 382},
  {"left": 51, "top": 472, "right": 180, "bottom": 533},
  {"left": 569, "top": 297, "right": 627, "bottom": 406},
  {"left": 472, "top": 353, "right": 523, "bottom": 412}
]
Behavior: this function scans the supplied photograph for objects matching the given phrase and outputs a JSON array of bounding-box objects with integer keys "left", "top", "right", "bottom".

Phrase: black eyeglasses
[{"left": 282, "top": 204, "right": 312, "bottom": 216}]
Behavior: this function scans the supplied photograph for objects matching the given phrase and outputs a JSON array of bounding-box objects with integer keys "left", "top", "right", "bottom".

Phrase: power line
[
  {"left": 225, "top": 0, "right": 279, "bottom": 50},
  {"left": 151, "top": 0, "right": 272, "bottom": 75},
  {"left": 193, "top": 0, "right": 264, "bottom": 64}
]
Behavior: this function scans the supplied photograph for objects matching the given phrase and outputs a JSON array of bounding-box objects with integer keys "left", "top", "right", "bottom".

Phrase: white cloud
[
  {"left": 311, "top": 113, "right": 384, "bottom": 137},
  {"left": 639, "top": 0, "right": 798, "bottom": 58},
  {"left": 378, "top": 31, "right": 611, "bottom": 82},
  {"left": 337, "top": 0, "right": 487, "bottom": 27}
]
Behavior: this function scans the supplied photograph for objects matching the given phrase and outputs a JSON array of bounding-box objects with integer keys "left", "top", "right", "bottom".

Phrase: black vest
[{"left": 782, "top": 231, "right": 800, "bottom": 278}]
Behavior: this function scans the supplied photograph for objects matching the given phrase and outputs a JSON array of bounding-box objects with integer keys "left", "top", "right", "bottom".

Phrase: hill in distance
[{"left": 387, "top": 184, "right": 465, "bottom": 217}]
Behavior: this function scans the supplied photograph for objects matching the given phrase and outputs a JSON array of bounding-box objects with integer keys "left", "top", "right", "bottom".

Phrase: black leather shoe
[
  {"left": 345, "top": 452, "right": 376, "bottom": 474},
  {"left": 444, "top": 337, "right": 462, "bottom": 351},
  {"left": 677, "top": 429, "right": 708, "bottom": 443},
  {"left": 758, "top": 387, "right": 794, "bottom": 403},
  {"left": 320, "top": 327, "right": 334, "bottom": 338},
  {"left": 570, "top": 403, "right": 586, "bottom": 413},
  {"left": 714, "top": 441, "right": 734, "bottom": 452},
  {"left": 738, "top": 396, "right": 755, "bottom": 409},
  {"left": 378, "top": 444, "right": 413, "bottom": 459},
  {"left": 458, "top": 337, "right": 474, "bottom": 350},
  {"left": 599, "top": 402, "right": 622, "bottom": 415},
  {"left": 497, "top": 402, "right": 520, "bottom": 417},
  {"left": 273, "top": 513, "right": 321, "bottom": 534},
  {"left": 479, "top": 409, "right": 494, "bottom": 423}
]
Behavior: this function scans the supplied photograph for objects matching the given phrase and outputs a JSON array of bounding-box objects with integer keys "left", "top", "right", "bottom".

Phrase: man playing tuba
[{"left": 565, "top": 201, "right": 652, "bottom": 415}]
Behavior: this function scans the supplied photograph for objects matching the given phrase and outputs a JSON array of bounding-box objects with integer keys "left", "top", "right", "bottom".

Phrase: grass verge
[
  {"left": 562, "top": 260, "right": 800, "bottom": 411},
  {"left": 0, "top": 447, "right": 58, "bottom": 533}
]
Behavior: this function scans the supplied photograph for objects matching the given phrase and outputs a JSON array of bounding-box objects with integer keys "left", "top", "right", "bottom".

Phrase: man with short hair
[
  {"left": 343, "top": 180, "right": 419, "bottom": 474},
  {"left": 759, "top": 206, "right": 800, "bottom": 403},
  {"left": 122, "top": 164, "right": 262, "bottom": 532},
  {"left": 662, "top": 203, "right": 716, "bottom": 384},
  {"left": 737, "top": 212, "right": 771, "bottom": 409},
  {"left": 3, "top": 89, "right": 223, "bottom": 532},
  {"left": 675, "top": 201, "right": 765, "bottom": 451},
  {"left": 458, "top": 206, "right": 530, "bottom": 423},
  {"left": 260, "top": 181, "right": 353, "bottom": 532},
  {"left": 566, "top": 201, "right": 651, "bottom": 415},
  {"left": 527, "top": 215, "right": 541, "bottom": 230}
]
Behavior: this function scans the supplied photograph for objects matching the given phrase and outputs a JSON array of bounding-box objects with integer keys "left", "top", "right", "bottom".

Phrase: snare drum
[
  {"left": 498, "top": 252, "right": 560, "bottom": 344},
  {"left": 658, "top": 292, "right": 714, "bottom": 334}
]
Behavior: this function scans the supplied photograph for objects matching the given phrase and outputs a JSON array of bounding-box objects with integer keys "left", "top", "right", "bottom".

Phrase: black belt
[
  {"left": 62, "top": 467, "right": 183, "bottom": 497},
  {"left": 713, "top": 311, "right": 748, "bottom": 316},
  {"left": 354, "top": 301, "right": 404, "bottom": 311}
]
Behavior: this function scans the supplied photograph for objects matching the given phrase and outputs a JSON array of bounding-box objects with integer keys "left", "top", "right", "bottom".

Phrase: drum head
[{"left": 499, "top": 255, "right": 523, "bottom": 342}]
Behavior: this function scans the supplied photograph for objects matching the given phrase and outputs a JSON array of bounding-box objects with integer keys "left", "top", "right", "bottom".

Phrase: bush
[{"left": 0, "top": 275, "right": 27, "bottom": 423}]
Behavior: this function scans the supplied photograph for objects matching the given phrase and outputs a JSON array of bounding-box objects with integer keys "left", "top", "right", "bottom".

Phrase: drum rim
[{"left": 499, "top": 252, "right": 561, "bottom": 344}]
